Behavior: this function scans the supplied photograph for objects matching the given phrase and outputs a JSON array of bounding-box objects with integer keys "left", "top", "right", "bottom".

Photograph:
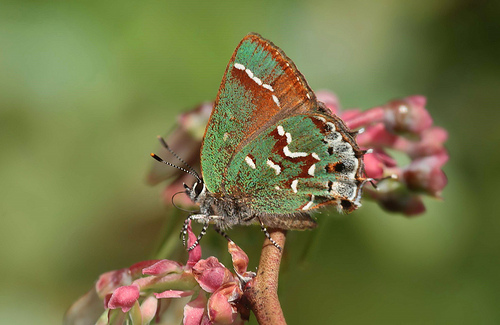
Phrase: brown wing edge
[{"left": 259, "top": 211, "right": 318, "bottom": 230}]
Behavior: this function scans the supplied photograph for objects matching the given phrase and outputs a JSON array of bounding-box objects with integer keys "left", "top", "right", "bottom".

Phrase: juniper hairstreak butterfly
[{"left": 152, "top": 33, "right": 370, "bottom": 250}]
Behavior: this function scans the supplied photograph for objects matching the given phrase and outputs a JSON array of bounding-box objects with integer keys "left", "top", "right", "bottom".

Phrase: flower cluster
[
  {"left": 316, "top": 91, "right": 448, "bottom": 215},
  {"left": 65, "top": 223, "right": 254, "bottom": 325},
  {"left": 66, "top": 90, "right": 449, "bottom": 324},
  {"left": 148, "top": 91, "right": 448, "bottom": 216}
]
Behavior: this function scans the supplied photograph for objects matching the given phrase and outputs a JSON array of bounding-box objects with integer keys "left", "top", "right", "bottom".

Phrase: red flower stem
[{"left": 244, "top": 228, "right": 287, "bottom": 325}]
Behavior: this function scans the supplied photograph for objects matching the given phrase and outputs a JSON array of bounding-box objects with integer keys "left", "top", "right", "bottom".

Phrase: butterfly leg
[
  {"left": 181, "top": 214, "right": 209, "bottom": 248},
  {"left": 214, "top": 226, "right": 233, "bottom": 243},
  {"left": 257, "top": 217, "right": 282, "bottom": 251},
  {"left": 187, "top": 220, "right": 209, "bottom": 251},
  {"left": 182, "top": 214, "right": 225, "bottom": 251}
]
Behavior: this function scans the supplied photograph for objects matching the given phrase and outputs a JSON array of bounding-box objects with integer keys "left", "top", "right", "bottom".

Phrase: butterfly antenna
[
  {"left": 150, "top": 153, "right": 202, "bottom": 183},
  {"left": 157, "top": 136, "right": 202, "bottom": 181}
]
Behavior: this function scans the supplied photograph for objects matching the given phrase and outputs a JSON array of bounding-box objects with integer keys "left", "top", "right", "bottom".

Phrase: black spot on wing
[{"left": 340, "top": 199, "right": 353, "bottom": 210}]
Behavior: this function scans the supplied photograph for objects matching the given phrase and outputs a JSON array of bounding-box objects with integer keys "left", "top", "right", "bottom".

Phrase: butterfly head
[{"left": 184, "top": 181, "right": 206, "bottom": 203}]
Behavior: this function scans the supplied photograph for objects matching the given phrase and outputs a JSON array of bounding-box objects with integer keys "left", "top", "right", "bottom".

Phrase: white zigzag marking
[
  {"left": 266, "top": 159, "right": 281, "bottom": 175},
  {"left": 244, "top": 156, "right": 256, "bottom": 169},
  {"left": 234, "top": 62, "right": 274, "bottom": 92},
  {"left": 308, "top": 164, "right": 316, "bottom": 176},
  {"left": 302, "top": 195, "right": 315, "bottom": 210},
  {"left": 283, "top": 146, "right": 308, "bottom": 158},
  {"left": 272, "top": 95, "right": 280, "bottom": 107},
  {"left": 277, "top": 125, "right": 285, "bottom": 136}
]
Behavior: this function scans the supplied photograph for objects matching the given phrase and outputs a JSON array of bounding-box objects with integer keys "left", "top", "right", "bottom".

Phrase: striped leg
[
  {"left": 257, "top": 217, "right": 282, "bottom": 251},
  {"left": 187, "top": 220, "right": 209, "bottom": 251},
  {"left": 214, "top": 226, "right": 232, "bottom": 243},
  {"left": 181, "top": 214, "right": 208, "bottom": 248},
  {"left": 182, "top": 214, "right": 226, "bottom": 251}
]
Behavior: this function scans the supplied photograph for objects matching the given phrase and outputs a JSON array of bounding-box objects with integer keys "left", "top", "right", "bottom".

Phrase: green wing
[
  {"left": 200, "top": 33, "right": 316, "bottom": 194},
  {"left": 224, "top": 113, "right": 364, "bottom": 214}
]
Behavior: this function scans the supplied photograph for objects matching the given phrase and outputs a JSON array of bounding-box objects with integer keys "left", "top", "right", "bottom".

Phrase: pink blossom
[
  {"left": 193, "top": 257, "right": 235, "bottom": 293},
  {"left": 106, "top": 285, "right": 140, "bottom": 313},
  {"left": 228, "top": 241, "right": 249, "bottom": 275},
  {"left": 96, "top": 260, "right": 159, "bottom": 298},
  {"left": 139, "top": 295, "right": 158, "bottom": 324},
  {"left": 383, "top": 96, "right": 432, "bottom": 134},
  {"left": 155, "top": 289, "right": 195, "bottom": 299},
  {"left": 184, "top": 293, "right": 211, "bottom": 325},
  {"left": 402, "top": 153, "right": 448, "bottom": 197},
  {"left": 208, "top": 282, "right": 242, "bottom": 324},
  {"left": 66, "top": 224, "right": 253, "bottom": 324},
  {"left": 143, "top": 259, "right": 183, "bottom": 276},
  {"left": 66, "top": 88, "right": 449, "bottom": 324},
  {"left": 316, "top": 91, "right": 449, "bottom": 215}
]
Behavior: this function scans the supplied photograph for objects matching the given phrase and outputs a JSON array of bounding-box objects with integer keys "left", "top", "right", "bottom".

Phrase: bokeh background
[{"left": 1, "top": 0, "right": 499, "bottom": 324}]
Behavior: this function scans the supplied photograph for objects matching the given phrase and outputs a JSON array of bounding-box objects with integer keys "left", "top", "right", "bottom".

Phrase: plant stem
[{"left": 244, "top": 228, "right": 287, "bottom": 325}]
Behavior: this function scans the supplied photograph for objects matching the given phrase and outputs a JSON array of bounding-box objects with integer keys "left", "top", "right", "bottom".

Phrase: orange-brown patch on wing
[{"left": 325, "top": 162, "right": 346, "bottom": 173}]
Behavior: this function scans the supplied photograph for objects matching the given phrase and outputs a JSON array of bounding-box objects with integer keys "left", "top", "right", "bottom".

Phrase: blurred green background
[{"left": 1, "top": 0, "right": 499, "bottom": 324}]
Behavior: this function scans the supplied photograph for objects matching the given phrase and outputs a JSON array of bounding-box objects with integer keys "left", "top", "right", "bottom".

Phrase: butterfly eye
[{"left": 193, "top": 182, "right": 204, "bottom": 196}]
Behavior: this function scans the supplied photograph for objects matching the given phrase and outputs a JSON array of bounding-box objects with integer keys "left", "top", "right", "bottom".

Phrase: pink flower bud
[
  {"left": 154, "top": 290, "right": 194, "bottom": 299},
  {"left": 129, "top": 260, "right": 161, "bottom": 278},
  {"left": 131, "top": 272, "right": 184, "bottom": 292},
  {"left": 383, "top": 96, "right": 432, "bottom": 135},
  {"left": 183, "top": 293, "right": 210, "bottom": 325},
  {"left": 402, "top": 153, "right": 448, "bottom": 197},
  {"left": 403, "top": 127, "right": 448, "bottom": 159},
  {"left": 143, "top": 260, "right": 183, "bottom": 276},
  {"left": 207, "top": 283, "right": 242, "bottom": 324},
  {"left": 357, "top": 123, "right": 398, "bottom": 148},
  {"left": 96, "top": 260, "right": 160, "bottom": 298},
  {"left": 363, "top": 153, "right": 384, "bottom": 179},
  {"left": 228, "top": 241, "right": 249, "bottom": 275},
  {"left": 385, "top": 193, "right": 426, "bottom": 216},
  {"left": 96, "top": 269, "right": 131, "bottom": 298},
  {"left": 193, "top": 257, "right": 234, "bottom": 293},
  {"left": 366, "top": 180, "right": 426, "bottom": 216},
  {"left": 363, "top": 150, "right": 398, "bottom": 179},
  {"left": 343, "top": 107, "right": 384, "bottom": 130},
  {"left": 107, "top": 285, "right": 140, "bottom": 313},
  {"left": 140, "top": 295, "right": 158, "bottom": 325}
]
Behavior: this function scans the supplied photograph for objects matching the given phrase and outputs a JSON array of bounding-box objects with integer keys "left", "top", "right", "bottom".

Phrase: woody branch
[{"left": 243, "top": 228, "right": 287, "bottom": 325}]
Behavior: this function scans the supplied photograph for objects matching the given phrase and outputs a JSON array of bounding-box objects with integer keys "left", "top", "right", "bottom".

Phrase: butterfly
[{"left": 153, "top": 33, "right": 369, "bottom": 250}]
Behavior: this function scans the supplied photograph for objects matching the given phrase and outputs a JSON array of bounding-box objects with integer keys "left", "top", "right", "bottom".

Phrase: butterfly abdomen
[{"left": 201, "top": 191, "right": 318, "bottom": 230}]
